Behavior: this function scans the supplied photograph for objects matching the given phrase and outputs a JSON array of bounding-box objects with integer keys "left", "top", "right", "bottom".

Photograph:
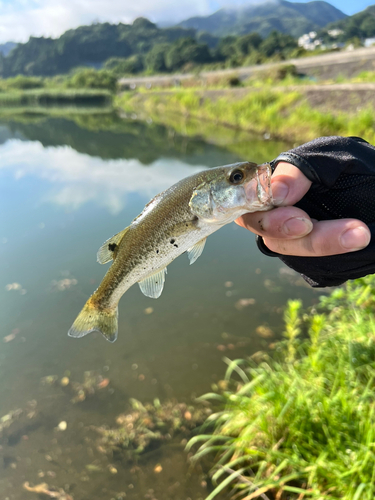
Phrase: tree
[
  {"left": 66, "top": 68, "right": 118, "bottom": 92},
  {"left": 215, "top": 36, "right": 237, "bottom": 61},
  {"left": 104, "top": 55, "right": 144, "bottom": 75},
  {"left": 145, "top": 44, "right": 169, "bottom": 72},
  {"left": 361, "top": 16, "right": 375, "bottom": 38},
  {"left": 165, "top": 38, "right": 211, "bottom": 71},
  {"left": 236, "top": 33, "right": 262, "bottom": 56},
  {"left": 259, "top": 31, "right": 297, "bottom": 58}
]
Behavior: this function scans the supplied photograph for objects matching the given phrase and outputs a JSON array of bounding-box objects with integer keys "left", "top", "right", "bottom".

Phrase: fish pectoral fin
[
  {"left": 97, "top": 227, "right": 130, "bottom": 264},
  {"left": 138, "top": 268, "right": 167, "bottom": 299},
  {"left": 187, "top": 237, "right": 207, "bottom": 265}
]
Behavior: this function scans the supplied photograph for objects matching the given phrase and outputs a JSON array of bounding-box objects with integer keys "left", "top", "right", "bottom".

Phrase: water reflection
[
  {"left": 1, "top": 114, "right": 243, "bottom": 165},
  {"left": 0, "top": 113, "right": 316, "bottom": 500},
  {"left": 0, "top": 139, "right": 207, "bottom": 213}
]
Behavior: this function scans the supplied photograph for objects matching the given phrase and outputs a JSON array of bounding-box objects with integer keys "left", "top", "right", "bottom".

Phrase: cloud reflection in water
[{"left": 0, "top": 139, "right": 206, "bottom": 214}]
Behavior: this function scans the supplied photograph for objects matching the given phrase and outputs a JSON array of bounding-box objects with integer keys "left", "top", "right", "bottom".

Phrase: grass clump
[{"left": 188, "top": 275, "right": 375, "bottom": 499}]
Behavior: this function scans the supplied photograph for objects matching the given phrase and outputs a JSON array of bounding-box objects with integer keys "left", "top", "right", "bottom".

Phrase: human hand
[{"left": 236, "top": 161, "right": 371, "bottom": 256}]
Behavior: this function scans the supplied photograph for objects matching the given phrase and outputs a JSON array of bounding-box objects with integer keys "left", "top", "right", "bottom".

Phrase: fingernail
[
  {"left": 283, "top": 217, "right": 313, "bottom": 236},
  {"left": 340, "top": 226, "right": 371, "bottom": 251},
  {"left": 272, "top": 181, "right": 289, "bottom": 205}
]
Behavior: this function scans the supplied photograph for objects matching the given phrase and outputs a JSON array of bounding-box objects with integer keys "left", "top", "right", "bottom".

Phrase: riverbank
[
  {"left": 117, "top": 83, "right": 375, "bottom": 144},
  {"left": 189, "top": 275, "right": 375, "bottom": 500},
  {"left": 0, "top": 88, "right": 112, "bottom": 108}
]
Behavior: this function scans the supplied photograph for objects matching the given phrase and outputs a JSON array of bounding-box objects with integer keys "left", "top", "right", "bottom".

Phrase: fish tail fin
[{"left": 68, "top": 299, "right": 118, "bottom": 343}]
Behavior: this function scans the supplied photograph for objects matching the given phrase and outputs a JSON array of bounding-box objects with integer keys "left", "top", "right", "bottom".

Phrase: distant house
[
  {"left": 327, "top": 29, "right": 343, "bottom": 38},
  {"left": 298, "top": 32, "right": 322, "bottom": 51}
]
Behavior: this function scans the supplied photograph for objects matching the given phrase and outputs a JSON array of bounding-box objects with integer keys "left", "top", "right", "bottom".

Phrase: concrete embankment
[{"left": 119, "top": 46, "right": 375, "bottom": 90}]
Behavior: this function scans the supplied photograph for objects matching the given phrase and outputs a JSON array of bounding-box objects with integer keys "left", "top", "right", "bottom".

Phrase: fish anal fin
[
  {"left": 187, "top": 237, "right": 207, "bottom": 265},
  {"left": 97, "top": 227, "right": 130, "bottom": 265},
  {"left": 138, "top": 268, "right": 167, "bottom": 299}
]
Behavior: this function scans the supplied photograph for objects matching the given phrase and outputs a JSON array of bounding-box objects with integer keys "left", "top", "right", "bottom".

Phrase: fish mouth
[{"left": 244, "top": 163, "right": 273, "bottom": 211}]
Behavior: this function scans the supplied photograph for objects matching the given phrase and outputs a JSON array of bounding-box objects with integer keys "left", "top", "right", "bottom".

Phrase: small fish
[{"left": 68, "top": 162, "right": 273, "bottom": 342}]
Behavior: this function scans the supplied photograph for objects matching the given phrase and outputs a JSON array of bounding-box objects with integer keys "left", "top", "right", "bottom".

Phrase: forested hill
[
  {"left": 323, "top": 4, "right": 375, "bottom": 39},
  {"left": 0, "top": 42, "right": 17, "bottom": 56},
  {"left": 177, "top": 0, "right": 346, "bottom": 38},
  {"left": 0, "top": 18, "right": 197, "bottom": 78}
]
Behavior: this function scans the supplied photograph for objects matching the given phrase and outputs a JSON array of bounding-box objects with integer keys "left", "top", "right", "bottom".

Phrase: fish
[{"left": 68, "top": 161, "right": 273, "bottom": 343}]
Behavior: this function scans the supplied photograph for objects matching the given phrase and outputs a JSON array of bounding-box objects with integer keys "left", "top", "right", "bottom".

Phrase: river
[{"left": 0, "top": 112, "right": 319, "bottom": 500}]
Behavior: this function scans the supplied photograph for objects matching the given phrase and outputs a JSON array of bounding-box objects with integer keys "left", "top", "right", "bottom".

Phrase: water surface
[{"left": 0, "top": 114, "right": 319, "bottom": 500}]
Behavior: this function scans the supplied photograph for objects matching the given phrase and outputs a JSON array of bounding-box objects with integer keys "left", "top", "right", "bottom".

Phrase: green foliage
[
  {"left": 120, "top": 83, "right": 375, "bottom": 144},
  {"left": 259, "top": 30, "right": 298, "bottom": 59},
  {"left": 0, "top": 9, "right": 350, "bottom": 82},
  {"left": 104, "top": 55, "right": 144, "bottom": 75},
  {"left": 189, "top": 275, "right": 375, "bottom": 499},
  {"left": 235, "top": 33, "right": 263, "bottom": 57},
  {"left": 0, "top": 88, "right": 111, "bottom": 108},
  {"left": 0, "top": 19, "right": 196, "bottom": 78},
  {"left": 145, "top": 44, "right": 169, "bottom": 73},
  {"left": 165, "top": 37, "right": 212, "bottom": 71},
  {"left": 0, "top": 76, "right": 44, "bottom": 91},
  {"left": 66, "top": 68, "right": 118, "bottom": 92},
  {"left": 324, "top": 5, "right": 375, "bottom": 43}
]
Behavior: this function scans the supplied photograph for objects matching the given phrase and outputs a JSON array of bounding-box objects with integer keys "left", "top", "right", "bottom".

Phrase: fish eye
[{"left": 229, "top": 169, "right": 244, "bottom": 184}]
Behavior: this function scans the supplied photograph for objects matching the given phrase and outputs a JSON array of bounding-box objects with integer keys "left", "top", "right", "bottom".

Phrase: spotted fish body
[{"left": 68, "top": 162, "right": 273, "bottom": 342}]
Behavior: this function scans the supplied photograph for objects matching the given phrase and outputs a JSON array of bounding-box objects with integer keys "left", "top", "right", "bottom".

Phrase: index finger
[{"left": 271, "top": 161, "right": 312, "bottom": 206}]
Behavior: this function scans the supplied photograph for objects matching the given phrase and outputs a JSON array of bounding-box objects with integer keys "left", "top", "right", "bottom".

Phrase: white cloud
[
  {"left": 0, "top": 139, "right": 205, "bottom": 214},
  {"left": 0, "top": 0, "right": 287, "bottom": 43},
  {"left": 0, "top": 0, "right": 214, "bottom": 43}
]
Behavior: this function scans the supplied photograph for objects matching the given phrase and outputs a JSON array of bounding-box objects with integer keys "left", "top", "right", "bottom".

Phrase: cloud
[
  {"left": 0, "top": 0, "right": 214, "bottom": 43},
  {"left": 0, "top": 0, "right": 286, "bottom": 43},
  {"left": 0, "top": 139, "right": 205, "bottom": 214}
]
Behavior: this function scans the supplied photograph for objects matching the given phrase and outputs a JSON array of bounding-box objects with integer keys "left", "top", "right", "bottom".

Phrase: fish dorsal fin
[
  {"left": 187, "top": 237, "right": 207, "bottom": 265},
  {"left": 97, "top": 227, "right": 130, "bottom": 265},
  {"left": 138, "top": 268, "right": 167, "bottom": 299}
]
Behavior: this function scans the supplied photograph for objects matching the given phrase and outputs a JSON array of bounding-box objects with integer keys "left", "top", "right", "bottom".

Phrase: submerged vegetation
[
  {"left": 188, "top": 275, "right": 375, "bottom": 499},
  {"left": 4, "top": 272, "right": 375, "bottom": 499}
]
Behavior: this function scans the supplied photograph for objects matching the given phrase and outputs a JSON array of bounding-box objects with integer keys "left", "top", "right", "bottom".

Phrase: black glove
[{"left": 257, "top": 136, "right": 375, "bottom": 287}]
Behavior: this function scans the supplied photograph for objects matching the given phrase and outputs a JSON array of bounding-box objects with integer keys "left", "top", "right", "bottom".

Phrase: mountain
[
  {"left": 177, "top": 0, "right": 347, "bottom": 38},
  {"left": 0, "top": 19, "right": 196, "bottom": 78},
  {"left": 323, "top": 4, "right": 375, "bottom": 40},
  {"left": 0, "top": 42, "right": 17, "bottom": 56}
]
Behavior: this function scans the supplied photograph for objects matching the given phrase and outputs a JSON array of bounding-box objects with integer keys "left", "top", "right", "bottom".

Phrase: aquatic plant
[
  {"left": 188, "top": 275, "right": 375, "bottom": 499},
  {"left": 95, "top": 398, "right": 211, "bottom": 457}
]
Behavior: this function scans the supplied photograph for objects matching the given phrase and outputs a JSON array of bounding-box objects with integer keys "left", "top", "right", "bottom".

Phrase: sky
[{"left": 0, "top": 0, "right": 374, "bottom": 44}]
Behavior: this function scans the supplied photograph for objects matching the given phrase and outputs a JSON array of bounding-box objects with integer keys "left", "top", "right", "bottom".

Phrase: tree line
[
  {"left": 0, "top": 17, "right": 299, "bottom": 80},
  {"left": 2, "top": 7, "right": 375, "bottom": 83}
]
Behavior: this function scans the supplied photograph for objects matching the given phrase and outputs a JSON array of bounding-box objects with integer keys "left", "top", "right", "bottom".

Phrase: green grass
[
  {"left": 0, "top": 88, "right": 112, "bottom": 108},
  {"left": 118, "top": 88, "right": 375, "bottom": 144},
  {"left": 187, "top": 275, "right": 375, "bottom": 499}
]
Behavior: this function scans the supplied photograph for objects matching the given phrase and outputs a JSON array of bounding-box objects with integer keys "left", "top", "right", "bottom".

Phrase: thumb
[{"left": 271, "top": 161, "right": 312, "bottom": 206}]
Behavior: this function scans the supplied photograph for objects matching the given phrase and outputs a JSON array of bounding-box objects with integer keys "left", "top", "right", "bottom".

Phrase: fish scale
[{"left": 68, "top": 161, "right": 273, "bottom": 342}]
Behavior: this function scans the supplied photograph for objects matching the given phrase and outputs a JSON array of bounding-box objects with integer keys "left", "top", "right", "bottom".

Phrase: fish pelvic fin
[{"left": 68, "top": 300, "right": 118, "bottom": 343}]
